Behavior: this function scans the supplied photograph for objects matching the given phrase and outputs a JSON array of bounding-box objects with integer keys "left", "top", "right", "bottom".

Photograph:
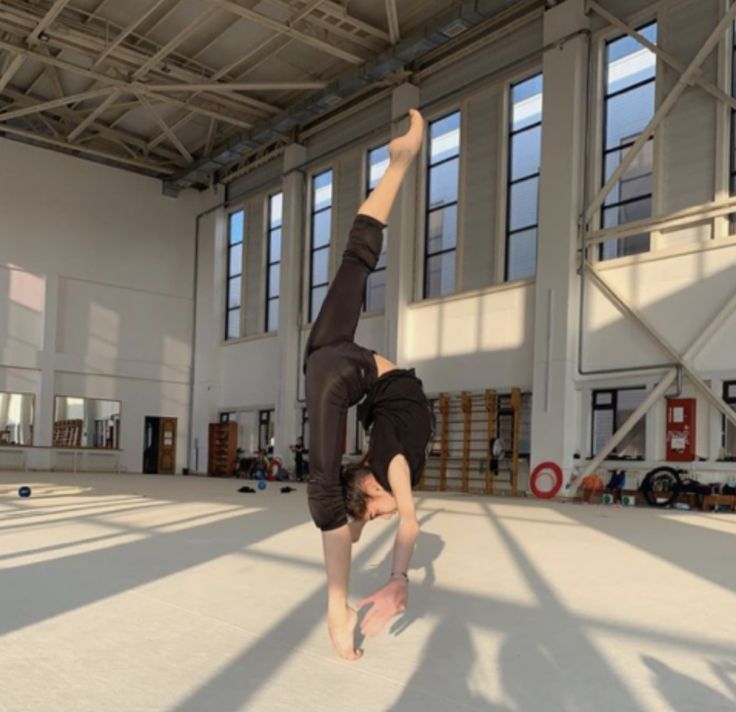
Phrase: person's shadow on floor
[
  {"left": 389, "top": 530, "right": 445, "bottom": 636},
  {"left": 643, "top": 655, "right": 735, "bottom": 712}
]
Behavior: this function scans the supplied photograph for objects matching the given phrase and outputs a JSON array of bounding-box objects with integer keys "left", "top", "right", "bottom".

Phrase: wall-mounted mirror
[
  {"left": 53, "top": 396, "right": 121, "bottom": 449},
  {"left": 0, "top": 392, "right": 35, "bottom": 446}
]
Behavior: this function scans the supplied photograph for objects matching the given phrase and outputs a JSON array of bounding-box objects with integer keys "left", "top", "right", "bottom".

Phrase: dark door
[
  {"left": 158, "top": 417, "right": 177, "bottom": 474},
  {"left": 143, "top": 417, "right": 160, "bottom": 473}
]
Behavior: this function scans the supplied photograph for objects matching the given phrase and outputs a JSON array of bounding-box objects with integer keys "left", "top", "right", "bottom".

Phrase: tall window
[
  {"left": 365, "top": 144, "right": 389, "bottom": 311},
  {"left": 506, "top": 73, "right": 543, "bottom": 281},
  {"left": 309, "top": 169, "right": 333, "bottom": 322},
  {"left": 226, "top": 209, "right": 244, "bottom": 340},
  {"left": 600, "top": 22, "right": 657, "bottom": 260},
  {"left": 730, "top": 23, "right": 736, "bottom": 233},
  {"left": 722, "top": 382, "right": 736, "bottom": 458},
  {"left": 424, "top": 112, "right": 460, "bottom": 298},
  {"left": 592, "top": 387, "right": 647, "bottom": 457},
  {"left": 265, "top": 192, "right": 283, "bottom": 332}
]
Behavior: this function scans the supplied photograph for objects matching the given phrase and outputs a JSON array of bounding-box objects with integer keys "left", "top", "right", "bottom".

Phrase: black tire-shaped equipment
[{"left": 640, "top": 466, "right": 683, "bottom": 508}]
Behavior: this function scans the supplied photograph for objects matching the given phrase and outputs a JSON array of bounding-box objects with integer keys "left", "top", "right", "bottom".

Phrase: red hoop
[{"left": 530, "top": 461, "right": 563, "bottom": 499}]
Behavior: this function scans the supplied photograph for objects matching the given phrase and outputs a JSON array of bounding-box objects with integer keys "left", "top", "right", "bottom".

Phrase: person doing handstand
[{"left": 304, "top": 109, "right": 433, "bottom": 660}]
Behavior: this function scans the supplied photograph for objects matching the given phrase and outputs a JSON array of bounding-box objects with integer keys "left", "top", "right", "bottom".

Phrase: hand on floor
[{"left": 357, "top": 579, "right": 408, "bottom": 638}]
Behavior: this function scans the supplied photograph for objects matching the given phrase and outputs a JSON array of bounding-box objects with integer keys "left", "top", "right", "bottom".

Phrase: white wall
[
  {"left": 0, "top": 138, "right": 213, "bottom": 473},
  {"left": 187, "top": 0, "right": 736, "bottom": 487}
]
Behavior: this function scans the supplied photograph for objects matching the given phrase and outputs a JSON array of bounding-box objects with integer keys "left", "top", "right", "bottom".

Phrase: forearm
[
  {"left": 390, "top": 517, "right": 419, "bottom": 578},
  {"left": 357, "top": 160, "right": 410, "bottom": 224},
  {"left": 322, "top": 525, "right": 353, "bottom": 615}
]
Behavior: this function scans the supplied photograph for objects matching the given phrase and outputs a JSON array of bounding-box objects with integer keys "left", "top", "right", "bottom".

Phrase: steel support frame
[
  {"left": 575, "top": 2, "right": 736, "bottom": 482},
  {"left": 577, "top": 262, "right": 736, "bottom": 481}
]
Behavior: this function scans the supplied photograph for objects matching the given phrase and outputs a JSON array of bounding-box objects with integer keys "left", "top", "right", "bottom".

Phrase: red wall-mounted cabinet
[{"left": 666, "top": 398, "right": 696, "bottom": 462}]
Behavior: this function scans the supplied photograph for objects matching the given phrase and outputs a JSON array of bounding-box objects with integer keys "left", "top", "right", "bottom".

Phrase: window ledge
[
  {"left": 583, "top": 459, "right": 736, "bottom": 473},
  {"left": 222, "top": 331, "right": 278, "bottom": 347},
  {"left": 409, "top": 277, "right": 535, "bottom": 310},
  {"left": 595, "top": 236, "right": 736, "bottom": 271}
]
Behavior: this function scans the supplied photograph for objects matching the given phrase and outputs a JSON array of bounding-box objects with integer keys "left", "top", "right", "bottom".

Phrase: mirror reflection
[
  {"left": 0, "top": 392, "right": 35, "bottom": 446},
  {"left": 53, "top": 396, "right": 121, "bottom": 449}
]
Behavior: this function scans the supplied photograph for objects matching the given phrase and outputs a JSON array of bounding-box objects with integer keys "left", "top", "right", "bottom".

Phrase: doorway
[{"left": 143, "top": 416, "right": 177, "bottom": 474}]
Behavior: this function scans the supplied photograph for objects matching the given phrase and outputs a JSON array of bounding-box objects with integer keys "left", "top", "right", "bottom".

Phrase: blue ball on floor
[
  {"left": 257, "top": 481, "right": 267, "bottom": 491},
  {"left": 18, "top": 486, "right": 31, "bottom": 498}
]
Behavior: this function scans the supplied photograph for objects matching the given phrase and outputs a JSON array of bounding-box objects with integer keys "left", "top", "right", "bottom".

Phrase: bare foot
[
  {"left": 388, "top": 109, "right": 425, "bottom": 165},
  {"left": 327, "top": 607, "right": 363, "bottom": 661}
]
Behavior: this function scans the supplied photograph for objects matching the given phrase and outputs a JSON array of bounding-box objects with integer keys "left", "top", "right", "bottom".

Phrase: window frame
[
  {"left": 597, "top": 19, "right": 658, "bottom": 261},
  {"left": 504, "top": 72, "right": 543, "bottom": 282},
  {"left": 591, "top": 386, "right": 647, "bottom": 458},
  {"left": 265, "top": 191, "right": 283, "bottom": 333},
  {"left": 225, "top": 208, "right": 245, "bottom": 341},
  {"left": 363, "top": 142, "right": 390, "bottom": 313},
  {"left": 307, "top": 167, "right": 334, "bottom": 324},
  {"left": 423, "top": 109, "right": 462, "bottom": 300},
  {"left": 722, "top": 380, "right": 736, "bottom": 457}
]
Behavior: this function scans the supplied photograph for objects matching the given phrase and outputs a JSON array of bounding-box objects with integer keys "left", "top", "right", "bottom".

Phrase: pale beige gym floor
[{"left": 0, "top": 471, "right": 734, "bottom": 712}]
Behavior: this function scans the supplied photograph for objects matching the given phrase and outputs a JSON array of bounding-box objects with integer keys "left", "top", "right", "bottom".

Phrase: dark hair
[{"left": 341, "top": 453, "right": 373, "bottom": 520}]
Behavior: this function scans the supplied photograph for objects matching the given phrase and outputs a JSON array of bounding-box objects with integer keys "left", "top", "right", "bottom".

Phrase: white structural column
[
  {"left": 385, "top": 83, "right": 420, "bottom": 364},
  {"left": 274, "top": 143, "right": 307, "bottom": 456},
  {"left": 529, "top": 0, "right": 590, "bottom": 486},
  {"left": 35, "top": 273, "right": 60, "bottom": 470},
  {"left": 190, "top": 208, "right": 225, "bottom": 473}
]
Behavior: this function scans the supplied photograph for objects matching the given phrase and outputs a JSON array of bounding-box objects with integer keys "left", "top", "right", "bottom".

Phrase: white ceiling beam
[
  {"left": 137, "top": 92, "right": 192, "bottom": 162},
  {"left": 203, "top": 117, "right": 217, "bottom": 156},
  {"left": 142, "top": 0, "right": 339, "bottom": 153},
  {"left": 0, "top": 123, "right": 176, "bottom": 174},
  {"left": 83, "top": 0, "right": 114, "bottom": 24},
  {"left": 0, "top": 38, "right": 254, "bottom": 129},
  {"left": 144, "top": 31, "right": 295, "bottom": 153},
  {"left": 146, "top": 81, "right": 327, "bottom": 92},
  {"left": 131, "top": 6, "right": 219, "bottom": 81},
  {"left": 92, "top": 0, "right": 171, "bottom": 69},
  {"left": 0, "top": 4, "right": 250, "bottom": 109},
  {"left": 67, "top": 88, "right": 121, "bottom": 141},
  {"left": 0, "top": 86, "right": 113, "bottom": 122},
  {"left": 27, "top": 0, "right": 73, "bottom": 47},
  {"left": 384, "top": 0, "right": 400, "bottom": 44},
  {"left": 0, "top": 52, "right": 23, "bottom": 92},
  {"left": 39, "top": 46, "right": 65, "bottom": 99},
  {"left": 129, "top": 0, "right": 188, "bottom": 49},
  {"left": 3, "top": 5, "right": 280, "bottom": 122},
  {"left": 202, "top": 0, "right": 364, "bottom": 64},
  {"left": 1, "top": 84, "right": 187, "bottom": 165}
]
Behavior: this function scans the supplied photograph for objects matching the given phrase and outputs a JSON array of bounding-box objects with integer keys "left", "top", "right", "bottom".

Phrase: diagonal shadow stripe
[{"left": 0, "top": 504, "right": 291, "bottom": 637}]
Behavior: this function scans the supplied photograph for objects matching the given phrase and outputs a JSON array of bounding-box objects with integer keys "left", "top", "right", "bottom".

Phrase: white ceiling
[{"left": 0, "top": 0, "right": 528, "bottom": 189}]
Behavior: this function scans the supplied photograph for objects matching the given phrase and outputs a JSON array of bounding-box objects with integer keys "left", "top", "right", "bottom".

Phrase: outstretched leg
[{"left": 304, "top": 109, "right": 426, "bottom": 360}]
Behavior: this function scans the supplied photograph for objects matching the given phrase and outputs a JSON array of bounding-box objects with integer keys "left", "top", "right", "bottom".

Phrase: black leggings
[{"left": 304, "top": 214, "right": 385, "bottom": 531}]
